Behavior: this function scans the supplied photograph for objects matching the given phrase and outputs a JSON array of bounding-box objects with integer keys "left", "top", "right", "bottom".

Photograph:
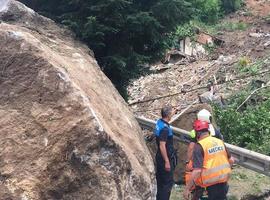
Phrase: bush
[
  {"left": 238, "top": 56, "right": 250, "bottom": 67},
  {"left": 21, "top": 0, "right": 243, "bottom": 98},
  {"left": 221, "top": 0, "right": 243, "bottom": 14},
  {"left": 191, "top": 0, "right": 222, "bottom": 23},
  {"left": 263, "top": 14, "right": 270, "bottom": 24},
  {"left": 216, "top": 22, "right": 248, "bottom": 32},
  {"left": 21, "top": 0, "right": 194, "bottom": 99},
  {"left": 237, "top": 58, "right": 263, "bottom": 75},
  {"left": 214, "top": 92, "right": 270, "bottom": 155},
  {"left": 175, "top": 23, "right": 195, "bottom": 40}
]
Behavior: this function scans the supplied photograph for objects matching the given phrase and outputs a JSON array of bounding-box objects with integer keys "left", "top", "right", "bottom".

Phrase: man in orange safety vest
[{"left": 184, "top": 120, "right": 234, "bottom": 200}]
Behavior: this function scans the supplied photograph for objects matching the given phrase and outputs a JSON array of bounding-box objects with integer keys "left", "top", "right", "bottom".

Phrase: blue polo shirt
[{"left": 155, "top": 119, "right": 174, "bottom": 158}]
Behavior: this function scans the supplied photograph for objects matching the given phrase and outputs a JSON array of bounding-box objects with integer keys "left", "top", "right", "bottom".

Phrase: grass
[
  {"left": 215, "top": 22, "right": 249, "bottom": 32},
  {"left": 236, "top": 57, "right": 264, "bottom": 75},
  {"left": 190, "top": 20, "right": 249, "bottom": 35},
  {"left": 263, "top": 14, "right": 270, "bottom": 24},
  {"left": 170, "top": 165, "right": 270, "bottom": 200}
]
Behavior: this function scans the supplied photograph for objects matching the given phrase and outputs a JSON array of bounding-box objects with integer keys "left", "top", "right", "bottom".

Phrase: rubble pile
[{"left": 128, "top": 8, "right": 270, "bottom": 120}]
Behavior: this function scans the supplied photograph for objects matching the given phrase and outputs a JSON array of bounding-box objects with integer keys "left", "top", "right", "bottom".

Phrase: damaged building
[{"left": 179, "top": 30, "right": 224, "bottom": 58}]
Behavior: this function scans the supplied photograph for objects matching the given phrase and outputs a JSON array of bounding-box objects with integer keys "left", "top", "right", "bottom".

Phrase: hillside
[
  {"left": 128, "top": 0, "right": 270, "bottom": 199},
  {"left": 128, "top": 0, "right": 270, "bottom": 119}
]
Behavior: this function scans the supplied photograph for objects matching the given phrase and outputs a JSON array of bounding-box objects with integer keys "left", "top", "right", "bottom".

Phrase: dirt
[{"left": 246, "top": 0, "right": 270, "bottom": 17}]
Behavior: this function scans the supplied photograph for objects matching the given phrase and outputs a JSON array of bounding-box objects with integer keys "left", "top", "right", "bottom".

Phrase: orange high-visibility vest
[{"left": 195, "top": 136, "right": 231, "bottom": 188}]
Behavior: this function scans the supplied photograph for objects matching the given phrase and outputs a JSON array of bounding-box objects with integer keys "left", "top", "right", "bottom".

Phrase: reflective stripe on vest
[
  {"left": 203, "top": 173, "right": 230, "bottom": 185},
  {"left": 202, "top": 163, "right": 231, "bottom": 176},
  {"left": 195, "top": 136, "right": 231, "bottom": 188}
]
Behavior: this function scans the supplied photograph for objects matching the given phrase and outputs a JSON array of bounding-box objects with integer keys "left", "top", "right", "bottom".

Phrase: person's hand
[
  {"left": 185, "top": 162, "right": 192, "bottom": 172},
  {"left": 183, "top": 188, "right": 191, "bottom": 200},
  {"left": 165, "top": 161, "right": 171, "bottom": 172},
  {"left": 229, "top": 156, "right": 235, "bottom": 166}
]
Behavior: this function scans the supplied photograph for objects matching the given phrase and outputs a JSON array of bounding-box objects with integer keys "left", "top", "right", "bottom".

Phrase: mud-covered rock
[{"left": 0, "top": 1, "right": 155, "bottom": 199}]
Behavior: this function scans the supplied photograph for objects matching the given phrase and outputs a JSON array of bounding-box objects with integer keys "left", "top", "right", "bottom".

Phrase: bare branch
[{"left": 236, "top": 82, "right": 270, "bottom": 111}]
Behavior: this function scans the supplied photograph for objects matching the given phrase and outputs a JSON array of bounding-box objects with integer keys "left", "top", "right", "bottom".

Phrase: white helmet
[{"left": 197, "top": 109, "right": 212, "bottom": 123}]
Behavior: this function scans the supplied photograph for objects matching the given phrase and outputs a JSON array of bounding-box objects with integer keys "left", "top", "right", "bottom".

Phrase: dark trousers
[
  {"left": 207, "top": 182, "right": 228, "bottom": 200},
  {"left": 193, "top": 183, "right": 228, "bottom": 200},
  {"left": 156, "top": 155, "right": 174, "bottom": 200}
]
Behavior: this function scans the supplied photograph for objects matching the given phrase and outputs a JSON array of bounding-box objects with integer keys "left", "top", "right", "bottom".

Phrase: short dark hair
[
  {"left": 161, "top": 106, "right": 172, "bottom": 118},
  {"left": 196, "top": 130, "right": 209, "bottom": 138}
]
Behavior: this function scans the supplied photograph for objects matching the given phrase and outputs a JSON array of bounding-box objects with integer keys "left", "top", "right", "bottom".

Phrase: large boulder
[{"left": 0, "top": 1, "right": 155, "bottom": 199}]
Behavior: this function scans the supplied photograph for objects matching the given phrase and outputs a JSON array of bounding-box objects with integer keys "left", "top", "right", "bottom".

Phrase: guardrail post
[
  {"left": 240, "top": 155, "right": 245, "bottom": 165},
  {"left": 264, "top": 160, "right": 270, "bottom": 175}
]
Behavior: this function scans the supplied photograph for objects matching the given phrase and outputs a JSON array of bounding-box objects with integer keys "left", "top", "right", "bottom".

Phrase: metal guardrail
[{"left": 136, "top": 116, "right": 270, "bottom": 177}]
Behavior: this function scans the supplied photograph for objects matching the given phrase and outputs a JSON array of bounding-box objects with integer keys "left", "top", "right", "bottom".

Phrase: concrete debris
[
  {"left": 264, "top": 40, "right": 270, "bottom": 47},
  {"left": 179, "top": 29, "right": 225, "bottom": 59},
  {"left": 163, "top": 49, "right": 190, "bottom": 64},
  {"left": 216, "top": 55, "right": 237, "bottom": 65},
  {"left": 249, "top": 32, "right": 269, "bottom": 38}
]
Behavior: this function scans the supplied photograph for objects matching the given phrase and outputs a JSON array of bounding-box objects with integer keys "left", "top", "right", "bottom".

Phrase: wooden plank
[{"left": 169, "top": 100, "right": 199, "bottom": 124}]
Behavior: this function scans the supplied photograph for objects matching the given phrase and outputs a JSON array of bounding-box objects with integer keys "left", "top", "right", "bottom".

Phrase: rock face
[{"left": 0, "top": 1, "right": 155, "bottom": 199}]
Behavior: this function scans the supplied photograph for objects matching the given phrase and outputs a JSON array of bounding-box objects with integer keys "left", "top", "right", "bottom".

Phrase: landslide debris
[
  {"left": 128, "top": 1, "right": 270, "bottom": 119},
  {"left": 128, "top": 0, "right": 270, "bottom": 198}
]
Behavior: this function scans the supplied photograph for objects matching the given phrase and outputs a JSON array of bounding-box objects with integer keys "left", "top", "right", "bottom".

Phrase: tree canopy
[{"left": 21, "top": 0, "right": 242, "bottom": 98}]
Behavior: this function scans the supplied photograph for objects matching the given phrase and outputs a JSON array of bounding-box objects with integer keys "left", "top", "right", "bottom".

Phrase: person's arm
[
  {"left": 183, "top": 144, "right": 204, "bottom": 199},
  {"left": 159, "top": 127, "right": 170, "bottom": 171},
  {"left": 224, "top": 144, "right": 235, "bottom": 166},
  {"left": 185, "top": 142, "right": 195, "bottom": 171},
  {"left": 185, "top": 169, "right": 201, "bottom": 190},
  {"left": 160, "top": 141, "right": 170, "bottom": 171},
  {"left": 187, "top": 142, "right": 195, "bottom": 162}
]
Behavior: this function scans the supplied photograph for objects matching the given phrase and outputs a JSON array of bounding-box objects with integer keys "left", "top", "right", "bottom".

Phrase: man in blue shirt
[{"left": 155, "top": 106, "right": 177, "bottom": 200}]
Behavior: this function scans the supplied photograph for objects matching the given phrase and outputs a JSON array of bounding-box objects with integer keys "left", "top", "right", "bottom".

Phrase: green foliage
[
  {"left": 231, "top": 172, "right": 248, "bottom": 181},
  {"left": 214, "top": 90, "right": 270, "bottom": 155},
  {"left": 175, "top": 23, "right": 195, "bottom": 40},
  {"left": 203, "top": 43, "right": 217, "bottom": 54},
  {"left": 168, "top": 23, "right": 196, "bottom": 49},
  {"left": 227, "top": 196, "right": 238, "bottom": 200},
  {"left": 215, "top": 21, "right": 248, "bottom": 32},
  {"left": 189, "top": 20, "right": 219, "bottom": 35},
  {"left": 263, "top": 14, "right": 270, "bottom": 24},
  {"left": 191, "top": 0, "right": 222, "bottom": 23},
  {"left": 238, "top": 56, "right": 250, "bottom": 68},
  {"left": 221, "top": 0, "right": 243, "bottom": 14},
  {"left": 237, "top": 58, "right": 263, "bottom": 75},
  {"left": 170, "top": 20, "right": 248, "bottom": 49},
  {"left": 21, "top": 0, "right": 242, "bottom": 98},
  {"left": 21, "top": 0, "right": 194, "bottom": 99},
  {"left": 202, "top": 0, "right": 222, "bottom": 22}
]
